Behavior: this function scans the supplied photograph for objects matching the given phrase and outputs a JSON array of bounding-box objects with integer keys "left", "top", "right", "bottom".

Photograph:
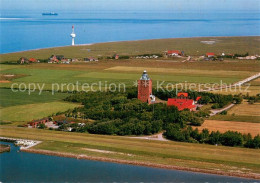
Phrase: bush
[
  {"left": 190, "top": 116, "right": 204, "bottom": 126},
  {"left": 220, "top": 131, "right": 243, "bottom": 147},
  {"left": 211, "top": 104, "right": 219, "bottom": 109},
  {"left": 164, "top": 124, "right": 187, "bottom": 142},
  {"left": 233, "top": 96, "right": 243, "bottom": 104},
  {"left": 208, "top": 131, "right": 222, "bottom": 145},
  {"left": 38, "top": 123, "right": 46, "bottom": 129},
  {"left": 245, "top": 135, "right": 260, "bottom": 148},
  {"left": 220, "top": 110, "right": 227, "bottom": 115}
]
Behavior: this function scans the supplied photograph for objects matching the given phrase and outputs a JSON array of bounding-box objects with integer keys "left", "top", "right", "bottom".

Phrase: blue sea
[
  {"left": 0, "top": 142, "right": 256, "bottom": 183},
  {"left": 0, "top": 10, "right": 260, "bottom": 54}
]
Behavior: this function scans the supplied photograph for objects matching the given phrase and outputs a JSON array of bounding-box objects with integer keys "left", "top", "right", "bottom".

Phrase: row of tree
[{"left": 164, "top": 124, "right": 260, "bottom": 148}]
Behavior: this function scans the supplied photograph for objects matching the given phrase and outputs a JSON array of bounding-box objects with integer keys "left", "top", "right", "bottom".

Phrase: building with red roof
[
  {"left": 196, "top": 96, "right": 201, "bottom": 101},
  {"left": 177, "top": 92, "right": 189, "bottom": 98},
  {"left": 167, "top": 50, "right": 182, "bottom": 56},
  {"left": 28, "top": 58, "right": 38, "bottom": 62},
  {"left": 206, "top": 53, "right": 215, "bottom": 57},
  {"left": 167, "top": 98, "right": 196, "bottom": 111}
]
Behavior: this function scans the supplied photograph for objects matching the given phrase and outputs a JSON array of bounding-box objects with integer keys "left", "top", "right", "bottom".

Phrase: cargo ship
[{"left": 42, "top": 12, "right": 58, "bottom": 16}]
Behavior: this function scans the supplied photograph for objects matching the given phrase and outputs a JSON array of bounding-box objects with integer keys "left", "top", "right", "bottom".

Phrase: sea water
[
  {"left": 0, "top": 142, "right": 257, "bottom": 183},
  {"left": 0, "top": 10, "right": 259, "bottom": 53}
]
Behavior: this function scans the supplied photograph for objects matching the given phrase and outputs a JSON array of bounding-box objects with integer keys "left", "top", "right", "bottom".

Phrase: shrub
[
  {"left": 220, "top": 110, "right": 227, "bottom": 115},
  {"left": 220, "top": 131, "right": 243, "bottom": 147},
  {"left": 211, "top": 104, "right": 219, "bottom": 109},
  {"left": 208, "top": 131, "right": 222, "bottom": 145}
]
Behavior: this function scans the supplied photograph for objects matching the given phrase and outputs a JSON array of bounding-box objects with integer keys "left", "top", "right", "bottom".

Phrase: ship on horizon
[{"left": 42, "top": 12, "right": 58, "bottom": 16}]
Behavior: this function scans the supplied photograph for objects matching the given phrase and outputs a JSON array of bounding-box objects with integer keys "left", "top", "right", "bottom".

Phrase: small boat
[{"left": 42, "top": 12, "right": 58, "bottom": 16}]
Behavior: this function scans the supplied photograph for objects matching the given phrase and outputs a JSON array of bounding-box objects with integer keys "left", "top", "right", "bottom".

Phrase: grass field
[
  {"left": 211, "top": 85, "right": 260, "bottom": 96},
  {"left": 210, "top": 115, "right": 260, "bottom": 123},
  {"left": 0, "top": 88, "right": 70, "bottom": 107},
  {"left": 228, "top": 101, "right": 260, "bottom": 116},
  {"left": 1, "top": 36, "right": 260, "bottom": 62},
  {"left": 209, "top": 101, "right": 260, "bottom": 123},
  {"left": 0, "top": 59, "right": 258, "bottom": 91},
  {"left": 0, "top": 88, "right": 78, "bottom": 122},
  {"left": 0, "top": 101, "right": 80, "bottom": 122},
  {"left": 197, "top": 120, "right": 260, "bottom": 136},
  {"left": 0, "top": 126, "right": 259, "bottom": 177}
]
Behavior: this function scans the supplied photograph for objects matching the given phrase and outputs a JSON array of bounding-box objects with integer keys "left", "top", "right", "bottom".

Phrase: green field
[
  {"left": 210, "top": 115, "right": 260, "bottom": 123},
  {"left": 0, "top": 88, "right": 79, "bottom": 122},
  {"left": 0, "top": 126, "right": 259, "bottom": 177},
  {"left": 210, "top": 101, "right": 260, "bottom": 123},
  {"left": 0, "top": 101, "right": 80, "bottom": 122},
  {"left": 0, "top": 88, "right": 70, "bottom": 107}
]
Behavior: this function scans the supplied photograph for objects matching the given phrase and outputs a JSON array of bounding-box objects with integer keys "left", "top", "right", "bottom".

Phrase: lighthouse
[
  {"left": 70, "top": 25, "right": 76, "bottom": 46},
  {"left": 138, "top": 70, "right": 153, "bottom": 104}
]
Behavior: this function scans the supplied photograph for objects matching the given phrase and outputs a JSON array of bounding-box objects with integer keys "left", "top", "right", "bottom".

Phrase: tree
[
  {"left": 190, "top": 116, "right": 204, "bottom": 126},
  {"left": 198, "top": 96, "right": 211, "bottom": 104},
  {"left": 164, "top": 124, "right": 187, "bottom": 142},
  {"left": 233, "top": 96, "right": 243, "bottom": 104},
  {"left": 220, "top": 131, "right": 243, "bottom": 147},
  {"left": 199, "top": 129, "right": 210, "bottom": 143},
  {"left": 220, "top": 110, "right": 227, "bottom": 115},
  {"left": 208, "top": 131, "right": 222, "bottom": 145},
  {"left": 38, "top": 123, "right": 46, "bottom": 129}
]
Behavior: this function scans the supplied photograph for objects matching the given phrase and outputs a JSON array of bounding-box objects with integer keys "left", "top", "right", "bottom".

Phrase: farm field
[
  {"left": 0, "top": 88, "right": 79, "bottom": 122},
  {"left": 211, "top": 85, "right": 260, "bottom": 96},
  {"left": 0, "top": 88, "right": 70, "bottom": 107},
  {"left": 0, "top": 101, "right": 80, "bottom": 122},
  {"left": 0, "top": 60, "right": 259, "bottom": 91},
  {"left": 228, "top": 101, "right": 260, "bottom": 116},
  {"left": 197, "top": 120, "right": 260, "bottom": 136},
  {"left": 210, "top": 115, "right": 260, "bottom": 123},
  {"left": 0, "top": 126, "right": 260, "bottom": 178},
  {"left": 210, "top": 101, "right": 260, "bottom": 123}
]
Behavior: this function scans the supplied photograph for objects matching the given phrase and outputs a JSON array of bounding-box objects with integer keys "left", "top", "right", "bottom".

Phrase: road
[
  {"left": 129, "top": 132, "right": 169, "bottom": 141},
  {"left": 202, "top": 72, "right": 260, "bottom": 92},
  {"left": 210, "top": 103, "right": 235, "bottom": 116}
]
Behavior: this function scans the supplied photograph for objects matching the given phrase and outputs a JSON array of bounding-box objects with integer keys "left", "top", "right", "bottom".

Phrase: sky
[{"left": 1, "top": 0, "right": 259, "bottom": 11}]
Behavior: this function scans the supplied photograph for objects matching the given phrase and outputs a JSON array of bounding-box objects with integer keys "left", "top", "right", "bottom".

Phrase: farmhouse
[
  {"left": 49, "top": 55, "right": 65, "bottom": 62},
  {"left": 84, "top": 57, "right": 98, "bottom": 62},
  {"left": 18, "top": 57, "right": 28, "bottom": 64},
  {"left": 28, "top": 58, "right": 38, "bottom": 63},
  {"left": 28, "top": 118, "right": 49, "bottom": 128},
  {"left": 206, "top": 52, "right": 215, "bottom": 57},
  {"left": 166, "top": 50, "right": 184, "bottom": 56}
]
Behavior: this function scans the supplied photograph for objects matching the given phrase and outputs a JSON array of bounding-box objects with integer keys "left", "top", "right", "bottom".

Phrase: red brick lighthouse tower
[{"left": 138, "top": 70, "right": 152, "bottom": 104}]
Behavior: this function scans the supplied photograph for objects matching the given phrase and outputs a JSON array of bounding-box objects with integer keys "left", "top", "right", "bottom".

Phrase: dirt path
[
  {"left": 202, "top": 72, "right": 260, "bottom": 92},
  {"left": 210, "top": 104, "right": 235, "bottom": 116},
  {"left": 128, "top": 132, "right": 169, "bottom": 141}
]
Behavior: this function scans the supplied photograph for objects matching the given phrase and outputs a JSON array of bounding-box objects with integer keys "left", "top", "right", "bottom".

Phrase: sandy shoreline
[{"left": 22, "top": 148, "right": 260, "bottom": 180}]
